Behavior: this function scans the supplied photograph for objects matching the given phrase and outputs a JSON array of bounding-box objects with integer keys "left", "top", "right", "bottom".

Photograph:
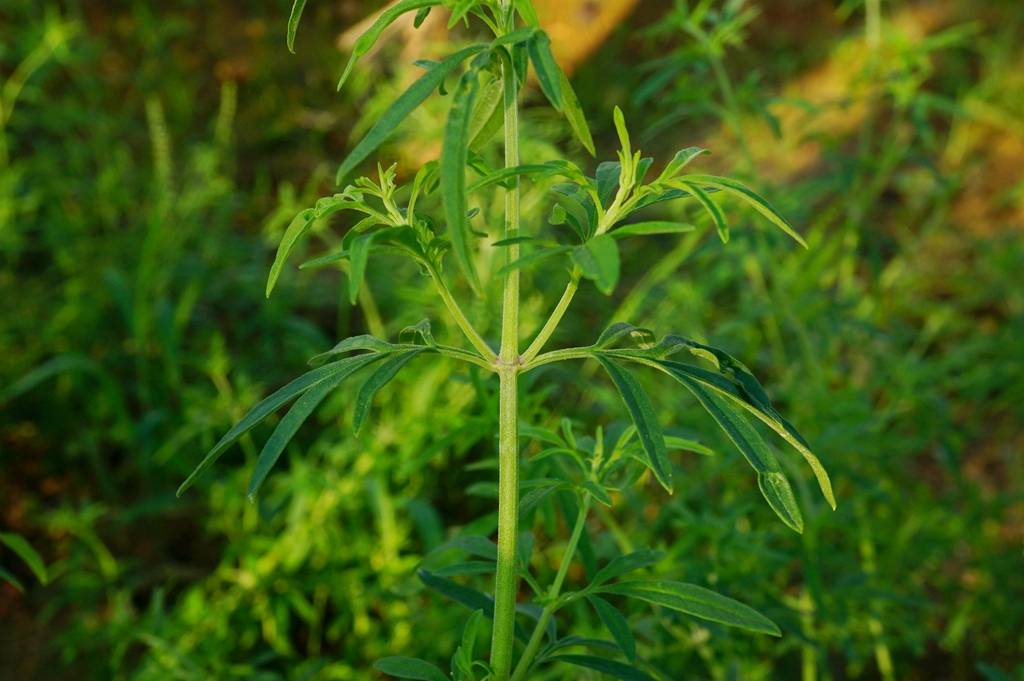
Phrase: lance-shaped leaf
[
  {"left": 680, "top": 180, "right": 728, "bottom": 244},
  {"left": 657, "top": 146, "right": 709, "bottom": 181},
  {"left": 599, "top": 580, "right": 781, "bottom": 636},
  {"left": 611, "top": 221, "right": 696, "bottom": 238},
  {"left": 468, "top": 71, "right": 504, "bottom": 149},
  {"left": 178, "top": 354, "right": 385, "bottom": 496},
  {"left": 266, "top": 208, "right": 315, "bottom": 298},
  {"left": 591, "top": 548, "right": 664, "bottom": 587},
  {"left": 527, "top": 31, "right": 562, "bottom": 110},
  {"left": 679, "top": 374, "right": 803, "bottom": 532},
  {"left": 442, "top": 68, "right": 482, "bottom": 291},
  {"left": 592, "top": 322, "right": 655, "bottom": 351},
  {"left": 649, "top": 354, "right": 835, "bottom": 510},
  {"left": 373, "top": 657, "right": 448, "bottom": 681},
  {"left": 548, "top": 655, "right": 655, "bottom": 681},
  {"left": 679, "top": 174, "right": 808, "bottom": 247},
  {"left": 347, "top": 231, "right": 377, "bottom": 304},
  {"left": 572, "top": 235, "right": 619, "bottom": 295},
  {"left": 286, "top": 0, "right": 308, "bottom": 53},
  {"left": 337, "top": 0, "right": 442, "bottom": 91},
  {"left": 0, "top": 533, "right": 48, "bottom": 585},
  {"left": 336, "top": 44, "right": 486, "bottom": 184},
  {"left": 447, "top": 0, "right": 481, "bottom": 28},
  {"left": 309, "top": 334, "right": 398, "bottom": 365},
  {"left": 594, "top": 355, "right": 672, "bottom": 492},
  {"left": 353, "top": 347, "right": 428, "bottom": 433},
  {"left": 247, "top": 353, "right": 383, "bottom": 498},
  {"left": 559, "top": 69, "right": 595, "bottom": 156},
  {"left": 587, "top": 596, "right": 636, "bottom": 662}
]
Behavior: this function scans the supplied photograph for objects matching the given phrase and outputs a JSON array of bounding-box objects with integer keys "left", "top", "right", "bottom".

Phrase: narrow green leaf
[
  {"left": 247, "top": 354, "right": 383, "bottom": 499},
  {"left": 468, "top": 72, "right": 504, "bottom": 149},
  {"left": 347, "top": 231, "right": 377, "bottom": 305},
  {"left": 336, "top": 44, "right": 486, "bottom": 184},
  {"left": 663, "top": 374, "right": 803, "bottom": 532},
  {"left": 559, "top": 69, "right": 595, "bottom": 156},
  {"left": 680, "top": 181, "right": 728, "bottom": 244},
  {"left": 594, "top": 355, "right": 672, "bottom": 492},
  {"left": 679, "top": 174, "right": 807, "bottom": 247},
  {"left": 513, "top": 0, "right": 541, "bottom": 27},
  {"left": 309, "top": 335, "right": 397, "bottom": 365},
  {"left": 599, "top": 581, "right": 781, "bottom": 636},
  {"left": 266, "top": 208, "right": 315, "bottom": 298},
  {"left": 572, "top": 235, "right": 619, "bottom": 295},
  {"left": 588, "top": 596, "right": 636, "bottom": 662},
  {"left": 548, "top": 655, "right": 655, "bottom": 681},
  {"left": 613, "top": 106, "right": 631, "bottom": 158},
  {"left": 657, "top": 146, "right": 709, "bottom": 181},
  {"left": 286, "top": 0, "right": 308, "bottom": 53},
  {"left": 591, "top": 549, "right": 664, "bottom": 587},
  {"left": 527, "top": 31, "right": 562, "bottom": 110},
  {"left": 664, "top": 435, "right": 715, "bottom": 457},
  {"left": 0, "top": 566, "right": 25, "bottom": 592},
  {"left": 178, "top": 356, "right": 382, "bottom": 496},
  {"left": 467, "top": 163, "right": 561, "bottom": 192},
  {"left": 418, "top": 569, "right": 494, "bottom": 617},
  {"left": 592, "top": 322, "right": 655, "bottom": 350},
  {"left": 413, "top": 6, "right": 432, "bottom": 28},
  {"left": 611, "top": 221, "right": 696, "bottom": 238},
  {"left": 353, "top": 348, "right": 428, "bottom": 433},
  {"left": 582, "top": 480, "right": 613, "bottom": 507},
  {"left": 373, "top": 657, "right": 448, "bottom": 681},
  {"left": 337, "top": 0, "right": 442, "bottom": 91},
  {"left": 0, "top": 533, "right": 47, "bottom": 585},
  {"left": 496, "top": 245, "right": 571, "bottom": 276},
  {"left": 595, "top": 162, "right": 621, "bottom": 207},
  {"left": 442, "top": 69, "right": 482, "bottom": 292},
  {"left": 447, "top": 0, "right": 479, "bottom": 28}
]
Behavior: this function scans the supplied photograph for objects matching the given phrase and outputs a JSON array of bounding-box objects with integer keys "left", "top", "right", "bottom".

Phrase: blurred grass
[{"left": 1, "top": 1, "right": 1022, "bottom": 680}]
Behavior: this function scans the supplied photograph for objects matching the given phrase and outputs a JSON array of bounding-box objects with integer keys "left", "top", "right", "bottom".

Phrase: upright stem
[
  {"left": 490, "top": 35, "right": 522, "bottom": 681},
  {"left": 510, "top": 496, "right": 592, "bottom": 681}
]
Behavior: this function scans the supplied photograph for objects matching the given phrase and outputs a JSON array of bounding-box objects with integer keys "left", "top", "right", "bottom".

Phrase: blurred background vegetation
[{"left": 1, "top": 0, "right": 1022, "bottom": 679}]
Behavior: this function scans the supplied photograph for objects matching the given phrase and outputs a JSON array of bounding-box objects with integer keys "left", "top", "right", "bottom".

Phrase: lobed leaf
[
  {"left": 599, "top": 580, "right": 781, "bottom": 636},
  {"left": 336, "top": 44, "right": 486, "bottom": 184},
  {"left": 594, "top": 355, "right": 672, "bottom": 492}
]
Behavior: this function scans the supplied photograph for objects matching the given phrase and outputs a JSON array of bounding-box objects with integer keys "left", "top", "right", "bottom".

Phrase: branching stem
[
  {"left": 521, "top": 269, "right": 581, "bottom": 364},
  {"left": 427, "top": 265, "right": 496, "bottom": 362}
]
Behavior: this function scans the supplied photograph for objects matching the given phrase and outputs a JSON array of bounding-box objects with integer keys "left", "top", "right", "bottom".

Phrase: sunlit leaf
[
  {"left": 611, "top": 221, "right": 695, "bottom": 238},
  {"left": 286, "top": 0, "right": 308, "bottom": 53},
  {"left": 679, "top": 174, "right": 807, "bottom": 247},
  {"left": 680, "top": 181, "right": 728, "bottom": 244},
  {"left": 336, "top": 44, "right": 486, "bottom": 184},
  {"left": 337, "top": 0, "right": 442, "bottom": 91},
  {"left": 599, "top": 580, "right": 781, "bottom": 636},
  {"left": 572, "top": 235, "right": 619, "bottom": 295}
]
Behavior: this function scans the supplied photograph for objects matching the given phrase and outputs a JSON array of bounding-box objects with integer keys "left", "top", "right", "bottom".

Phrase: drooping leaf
[
  {"left": 680, "top": 181, "right": 728, "bottom": 244},
  {"left": 527, "top": 31, "right": 562, "bottom": 110},
  {"left": 286, "top": 0, "right": 308, "bottom": 53},
  {"left": 599, "top": 581, "right": 781, "bottom": 636},
  {"left": 309, "top": 335, "right": 397, "bottom": 365},
  {"left": 594, "top": 355, "right": 672, "bottom": 492},
  {"left": 266, "top": 208, "right": 315, "bottom": 298},
  {"left": 347, "top": 231, "right": 377, "bottom": 304},
  {"left": 572, "top": 235, "right": 620, "bottom": 295},
  {"left": 0, "top": 533, "right": 48, "bottom": 585},
  {"left": 663, "top": 372, "right": 803, "bottom": 532},
  {"left": 442, "top": 68, "right": 482, "bottom": 292},
  {"left": 418, "top": 569, "right": 496, "bottom": 617},
  {"left": 587, "top": 596, "right": 636, "bottom": 662},
  {"left": 0, "top": 566, "right": 24, "bottom": 592},
  {"left": 592, "top": 323, "right": 655, "bottom": 351},
  {"left": 558, "top": 69, "right": 595, "bottom": 156},
  {"left": 664, "top": 435, "right": 716, "bottom": 457},
  {"left": 679, "top": 174, "right": 807, "bottom": 247},
  {"left": 373, "top": 657, "right": 448, "bottom": 681},
  {"left": 336, "top": 44, "right": 486, "bottom": 184},
  {"left": 548, "top": 655, "right": 655, "bottom": 681},
  {"left": 591, "top": 549, "right": 664, "bottom": 587},
  {"left": 611, "top": 221, "right": 696, "bottom": 238},
  {"left": 468, "top": 71, "right": 504, "bottom": 149},
  {"left": 337, "top": 0, "right": 442, "bottom": 91},
  {"left": 353, "top": 348, "right": 428, "bottom": 433},
  {"left": 247, "top": 353, "right": 383, "bottom": 498},
  {"left": 178, "top": 356, "right": 385, "bottom": 496}
]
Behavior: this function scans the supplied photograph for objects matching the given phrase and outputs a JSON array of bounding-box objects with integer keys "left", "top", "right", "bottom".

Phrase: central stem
[{"left": 490, "top": 38, "right": 522, "bottom": 681}]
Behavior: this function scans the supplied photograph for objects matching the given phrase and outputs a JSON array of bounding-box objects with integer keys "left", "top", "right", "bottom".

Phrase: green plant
[{"left": 178, "top": 1, "right": 834, "bottom": 679}]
